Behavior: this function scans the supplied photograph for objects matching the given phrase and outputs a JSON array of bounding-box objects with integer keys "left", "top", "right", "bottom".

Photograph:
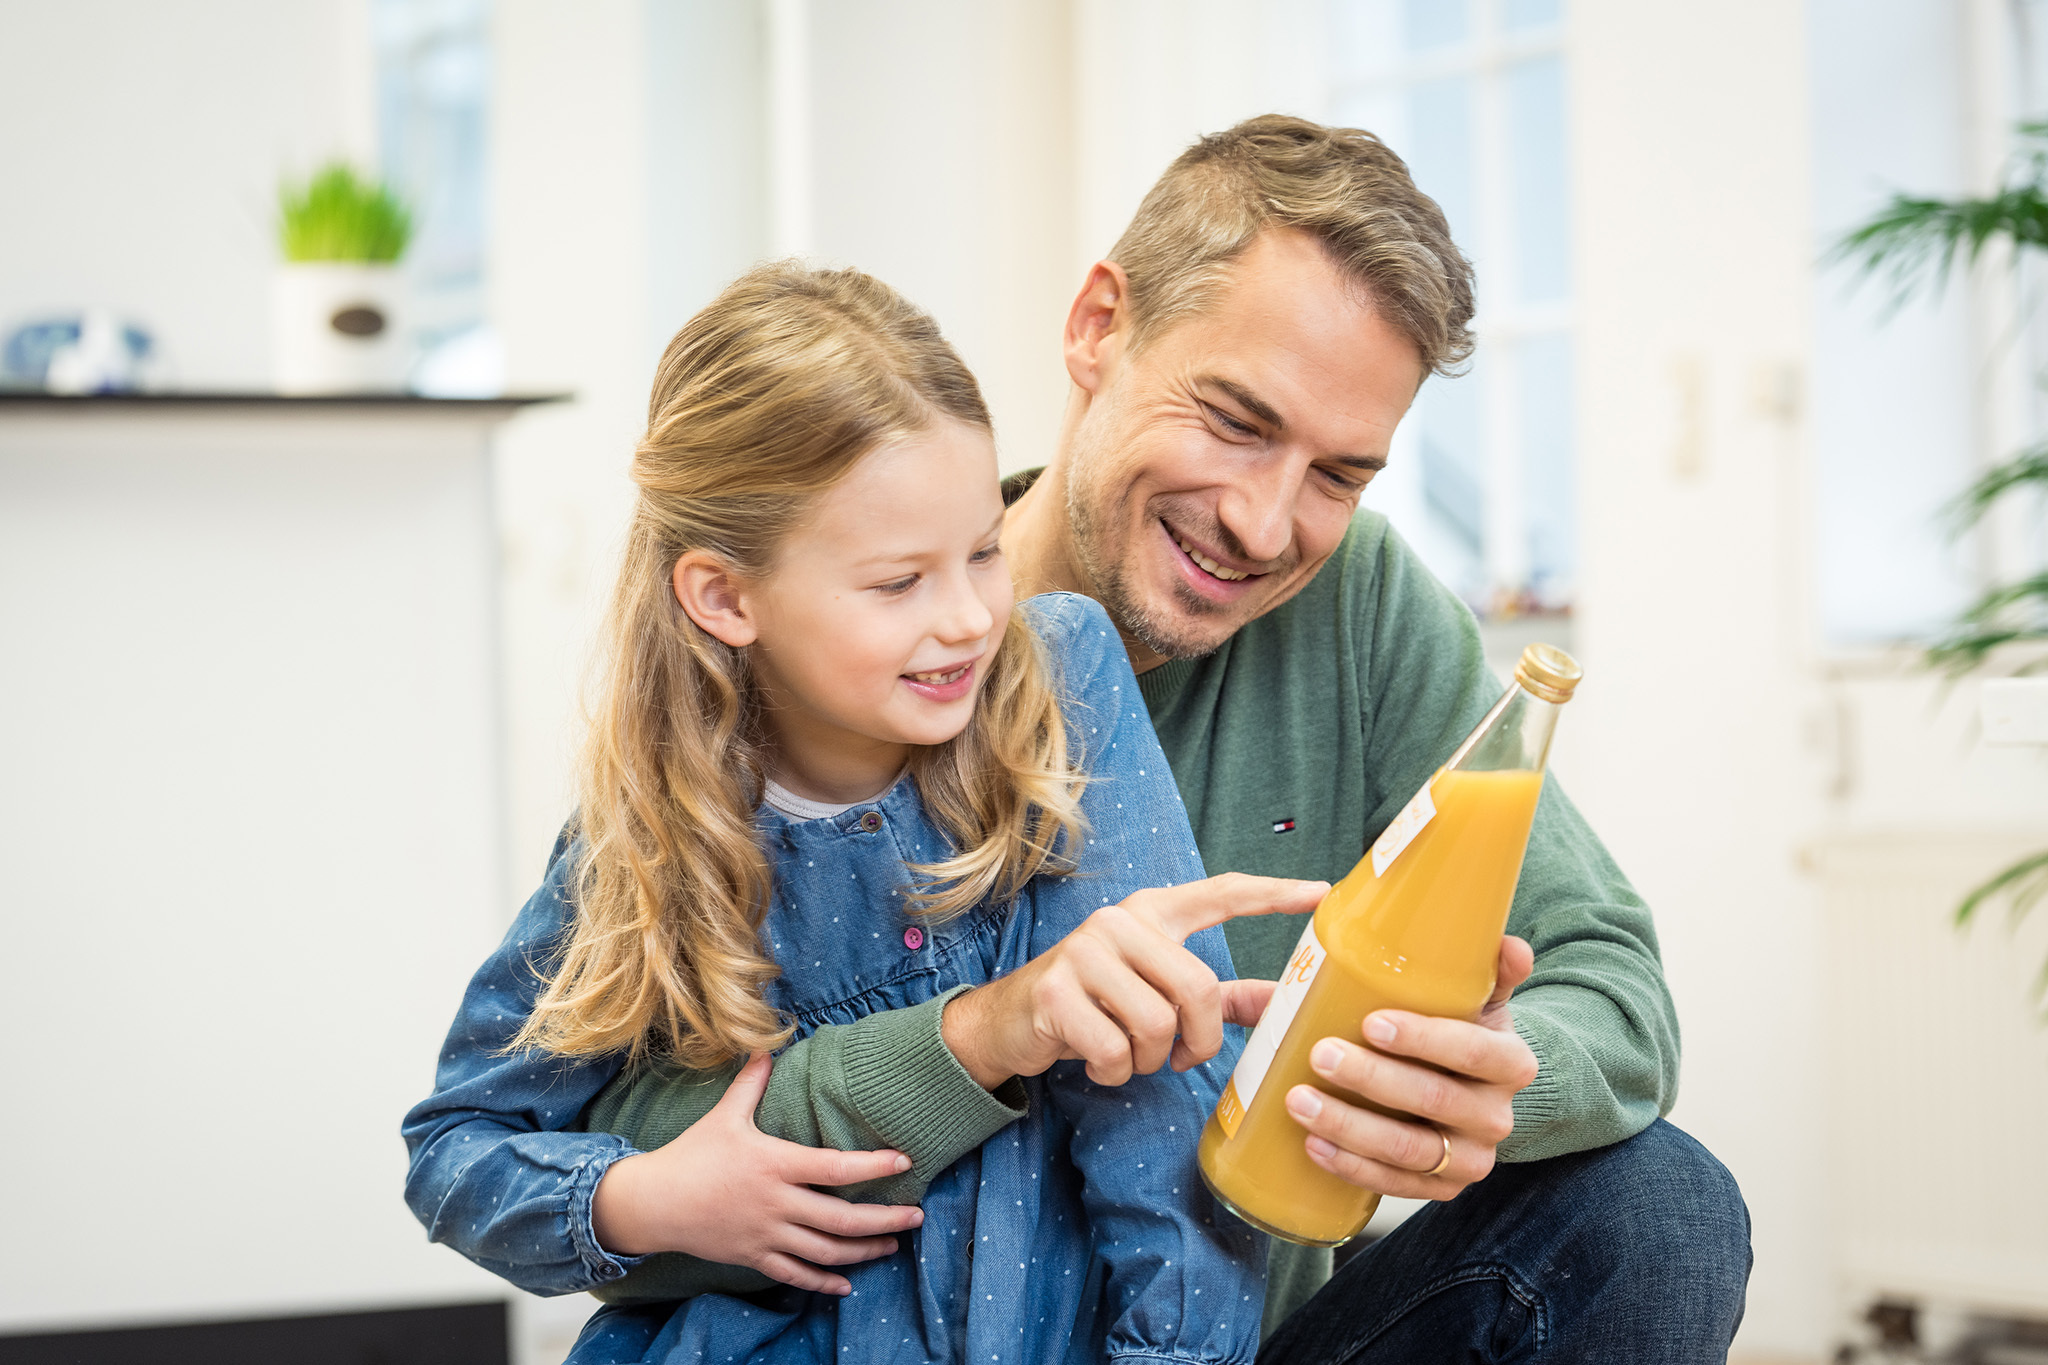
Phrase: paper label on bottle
[
  {"left": 1215, "top": 919, "right": 1327, "bottom": 1138},
  {"left": 1369, "top": 780, "right": 1438, "bottom": 877}
]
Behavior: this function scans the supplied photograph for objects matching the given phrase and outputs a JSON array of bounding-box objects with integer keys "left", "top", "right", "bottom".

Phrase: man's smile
[
  {"left": 1158, "top": 516, "right": 1276, "bottom": 608},
  {"left": 1170, "top": 524, "right": 1255, "bottom": 581}
]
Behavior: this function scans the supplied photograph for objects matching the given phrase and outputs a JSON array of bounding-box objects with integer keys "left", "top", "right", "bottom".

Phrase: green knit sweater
[
  {"left": 585, "top": 505, "right": 1679, "bottom": 1327},
  {"left": 1139, "top": 512, "right": 1678, "bottom": 1154},
  {"left": 1132, "top": 509, "right": 1679, "bottom": 1316}
]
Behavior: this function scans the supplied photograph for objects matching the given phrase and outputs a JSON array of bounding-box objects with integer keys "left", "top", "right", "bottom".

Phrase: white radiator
[{"left": 1807, "top": 833, "right": 2048, "bottom": 1318}]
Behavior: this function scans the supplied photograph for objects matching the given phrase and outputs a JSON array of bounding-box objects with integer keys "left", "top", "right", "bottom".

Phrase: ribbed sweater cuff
[
  {"left": 1501, "top": 1012, "right": 1565, "bottom": 1164},
  {"left": 843, "top": 985, "right": 1028, "bottom": 1173}
]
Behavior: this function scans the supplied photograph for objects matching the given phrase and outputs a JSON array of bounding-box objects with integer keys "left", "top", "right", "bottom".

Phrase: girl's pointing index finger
[{"left": 1126, "top": 873, "right": 1331, "bottom": 944}]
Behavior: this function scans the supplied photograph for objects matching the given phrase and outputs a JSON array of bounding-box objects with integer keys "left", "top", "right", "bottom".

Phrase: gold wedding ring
[{"left": 1424, "top": 1128, "right": 1453, "bottom": 1178}]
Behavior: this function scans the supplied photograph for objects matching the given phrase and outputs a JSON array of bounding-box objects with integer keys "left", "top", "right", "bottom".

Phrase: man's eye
[
  {"left": 1207, "top": 404, "right": 1258, "bottom": 438},
  {"left": 876, "top": 575, "right": 918, "bottom": 595}
]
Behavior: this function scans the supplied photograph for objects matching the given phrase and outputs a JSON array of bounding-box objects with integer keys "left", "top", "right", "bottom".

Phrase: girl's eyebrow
[
  {"left": 848, "top": 511, "right": 1006, "bottom": 569},
  {"left": 850, "top": 548, "right": 927, "bottom": 569}
]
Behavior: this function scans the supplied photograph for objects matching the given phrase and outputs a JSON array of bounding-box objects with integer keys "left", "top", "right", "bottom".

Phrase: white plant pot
[{"left": 272, "top": 263, "right": 407, "bottom": 394}]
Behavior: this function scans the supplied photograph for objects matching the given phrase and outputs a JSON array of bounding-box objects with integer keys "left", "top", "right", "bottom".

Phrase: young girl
[{"left": 402, "top": 264, "right": 1270, "bottom": 1364}]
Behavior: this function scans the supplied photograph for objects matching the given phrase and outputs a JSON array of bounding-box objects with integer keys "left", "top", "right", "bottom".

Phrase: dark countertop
[{"left": 0, "top": 391, "right": 569, "bottom": 410}]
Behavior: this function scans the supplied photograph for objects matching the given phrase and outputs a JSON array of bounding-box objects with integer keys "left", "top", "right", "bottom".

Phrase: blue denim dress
[{"left": 402, "top": 593, "right": 1268, "bottom": 1365}]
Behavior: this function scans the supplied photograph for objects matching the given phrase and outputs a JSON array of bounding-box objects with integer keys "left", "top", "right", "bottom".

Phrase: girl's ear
[{"left": 672, "top": 551, "right": 759, "bottom": 647}]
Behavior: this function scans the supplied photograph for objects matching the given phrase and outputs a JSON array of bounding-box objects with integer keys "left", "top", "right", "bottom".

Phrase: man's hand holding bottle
[{"left": 943, "top": 871, "right": 1540, "bottom": 1203}]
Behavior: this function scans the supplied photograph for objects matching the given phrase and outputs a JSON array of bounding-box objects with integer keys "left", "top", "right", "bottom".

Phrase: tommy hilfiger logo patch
[{"left": 1271, "top": 818, "right": 1296, "bottom": 833}]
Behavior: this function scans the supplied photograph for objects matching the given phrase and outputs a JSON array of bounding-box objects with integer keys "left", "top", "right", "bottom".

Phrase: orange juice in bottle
[{"left": 1197, "top": 643, "right": 1581, "bottom": 1246}]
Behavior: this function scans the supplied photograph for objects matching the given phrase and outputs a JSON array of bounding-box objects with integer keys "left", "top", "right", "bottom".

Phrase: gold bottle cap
[{"left": 1515, "top": 642, "right": 1582, "bottom": 704}]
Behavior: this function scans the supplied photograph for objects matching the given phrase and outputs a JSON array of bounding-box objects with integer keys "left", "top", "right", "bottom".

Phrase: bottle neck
[{"left": 1447, "top": 684, "right": 1562, "bottom": 775}]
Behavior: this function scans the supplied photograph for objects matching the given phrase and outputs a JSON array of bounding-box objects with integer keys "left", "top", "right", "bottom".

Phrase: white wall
[
  {"left": 488, "top": 0, "right": 657, "bottom": 899},
  {"left": 1072, "top": 0, "right": 1327, "bottom": 264},
  {"left": 0, "top": 0, "right": 373, "bottom": 387},
  {"left": 645, "top": 0, "right": 770, "bottom": 356},
  {"left": 797, "top": 0, "right": 1078, "bottom": 473},
  {"left": 1567, "top": 3, "right": 1833, "bottom": 1353}
]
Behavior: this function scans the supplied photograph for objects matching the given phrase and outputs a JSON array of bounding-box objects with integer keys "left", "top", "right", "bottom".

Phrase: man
[
  {"left": 580, "top": 114, "right": 1750, "bottom": 1360},
  {"left": 954, "top": 114, "right": 1752, "bottom": 1359}
]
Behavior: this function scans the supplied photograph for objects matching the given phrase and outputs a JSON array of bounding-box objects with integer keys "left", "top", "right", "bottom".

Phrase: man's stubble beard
[{"left": 1062, "top": 420, "right": 1243, "bottom": 664}]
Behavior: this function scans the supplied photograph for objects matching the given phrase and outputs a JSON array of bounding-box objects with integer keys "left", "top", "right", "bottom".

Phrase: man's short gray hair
[{"left": 1108, "top": 114, "right": 1476, "bottom": 376}]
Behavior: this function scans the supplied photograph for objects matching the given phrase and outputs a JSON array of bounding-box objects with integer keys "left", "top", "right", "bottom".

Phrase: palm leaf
[
  {"left": 1923, "top": 571, "right": 2048, "bottom": 675},
  {"left": 1957, "top": 848, "right": 2048, "bottom": 926},
  {"left": 1940, "top": 445, "right": 2048, "bottom": 535},
  {"left": 1830, "top": 121, "right": 2048, "bottom": 308},
  {"left": 1953, "top": 849, "right": 2048, "bottom": 1017},
  {"left": 1956, "top": 571, "right": 2048, "bottom": 624},
  {"left": 1830, "top": 186, "right": 2048, "bottom": 307}
]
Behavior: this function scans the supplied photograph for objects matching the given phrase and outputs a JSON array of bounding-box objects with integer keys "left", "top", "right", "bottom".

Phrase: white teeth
[
  {"left": 909, "top": 665, "right": 969, "bottom": 685},
  {"left": 1174, "top": 533, "right": 1251, "bottom": 581}
]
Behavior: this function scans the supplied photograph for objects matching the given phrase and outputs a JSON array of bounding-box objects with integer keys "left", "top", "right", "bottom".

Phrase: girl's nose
[{"left": 934, "top": 573, "right": 995, "bottom": 644}]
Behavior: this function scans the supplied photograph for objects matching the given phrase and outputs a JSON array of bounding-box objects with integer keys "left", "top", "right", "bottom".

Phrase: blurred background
[{"left": 3, "top": 1, "right": 2047, "bottom": 1362}]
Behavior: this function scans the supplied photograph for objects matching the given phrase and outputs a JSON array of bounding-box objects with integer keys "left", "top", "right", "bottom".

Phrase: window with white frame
[
  {"left": 374, "top": 0, "right": 491, "bottom": 364},
  {"left": 1326, "top": 0, "right": 1574, "bottom": 618},
  {"left": 1808, "top": 0, "right": 2048, "bottom": 650}
]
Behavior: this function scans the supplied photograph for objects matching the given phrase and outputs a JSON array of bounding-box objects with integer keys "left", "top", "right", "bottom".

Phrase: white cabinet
[{"left": 0, "top": 395, "right": 549, "bottom": 1333}]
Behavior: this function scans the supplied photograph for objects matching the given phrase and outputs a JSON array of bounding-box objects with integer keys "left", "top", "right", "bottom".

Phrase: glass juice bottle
[{"left": 1196, "top": 642, "right": 1581, "bottom": 1246}]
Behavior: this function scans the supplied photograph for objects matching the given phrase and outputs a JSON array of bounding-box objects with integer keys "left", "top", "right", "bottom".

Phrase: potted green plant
[
  {"left": 1833, "top": 120, "right": 2048, "bottom": 1016},
  {"left": 272, "top": 162, "right": 412, "bottom": 394}
]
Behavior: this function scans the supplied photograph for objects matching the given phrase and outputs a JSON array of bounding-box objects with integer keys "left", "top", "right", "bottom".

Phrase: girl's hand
[
  {"left": 1221, "top": 977, "right": 1278, "bottom": 1029},
  {"left": 942, "top": 872, "right": 1329, "bottom": 1088},
  {"left": 589, "top": 1054, "right": 925, "bottom": 1295}
]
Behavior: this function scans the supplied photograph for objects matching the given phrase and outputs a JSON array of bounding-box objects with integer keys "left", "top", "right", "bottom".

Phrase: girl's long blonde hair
[{"left": 513, "top": 263, "right": 1088, "bottom": 1070}]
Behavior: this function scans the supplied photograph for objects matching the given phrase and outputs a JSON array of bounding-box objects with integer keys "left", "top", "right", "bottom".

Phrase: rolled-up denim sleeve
[
  {"left": 1029, "top": 593, "right": 1270, "bottom": 1365},
  {"left": 400, "top": 832, "right": 647, "bottom": 1296}
]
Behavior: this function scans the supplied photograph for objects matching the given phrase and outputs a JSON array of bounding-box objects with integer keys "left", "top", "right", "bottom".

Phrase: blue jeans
[{"left": 1258, "top": 1120, "right": 1751, "bottom": 1363}]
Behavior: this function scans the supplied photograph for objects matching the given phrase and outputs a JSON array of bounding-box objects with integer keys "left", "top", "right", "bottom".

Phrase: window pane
[
  {"left": 1502, "top": 0, "right": 1563, "bottom": 30},
  {"left": 1505, "top": 54, "right": 1570, "bottom": 303},
  {"left": 1327, "top": 0, "right": 1402, "bottom": 83},
  {"left": 1518, "top": 332, "right": 1575, "bottom": 606},
  {"left": 1808, "top": 0, "right": 1979, "bottom": 644},
  {"left": 1334, "top": 87, "right": 1403, "bottom": 161},
  {"left": 1332, "top": 0, "right": 1577, "bottom": 617},
  {"left": 1404, "top": 76, "right": 1475, "bottom": 249},
  {"left": 1412, "top": 365, "right": 1487, "bottom": 604},
  {"left": 1403, "top": 0, "right": 1468, "bottom": 51},
  {"left": 376, "top": 0, "right": 491, "bottom": 346}
]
